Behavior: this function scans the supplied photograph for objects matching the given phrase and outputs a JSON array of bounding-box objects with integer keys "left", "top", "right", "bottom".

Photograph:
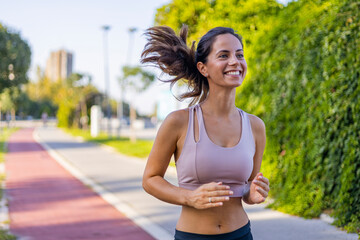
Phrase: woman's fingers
[
  {"left": 259, "top": 175, "right": 270, "bottom": 186},
  {"left": 204, "top": 202, "right": 224, "bottom": 208},
  {"left": 203, "top": 196, "right": 230, "bottom": 209},
  {"left": 206, "top": 183, "right": 233, "bottom": 200},
  {"left": 255, "top": 186, "right": 268, "bottom": 198},
  {"left": 208, "top": 196, "right": 230, "bottom": 203},
  {"left": 253, "top": 179, "right": 270, "bottom": 192},
  {"left": 203, "top": 182, "right": 230, "bottom": 191},
  {"left": 253, "top": 174, "right": 270, "bottom": 191},
  {"left": 209, "top": 190, "right": 234, "bottom": 197},
  {"left": 256, "top": 173, "right": 269, "bottom": 185},
  {"left": 192, "top": 182, "right": 233, "bottom": 209},
  {"left": 249, "top": 173, "right": 270, "bottom": 203}
]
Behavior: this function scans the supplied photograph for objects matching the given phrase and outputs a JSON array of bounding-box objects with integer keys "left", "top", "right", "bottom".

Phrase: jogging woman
[{"left": 141, "top": 25, "right": 270, "bottom": 240}]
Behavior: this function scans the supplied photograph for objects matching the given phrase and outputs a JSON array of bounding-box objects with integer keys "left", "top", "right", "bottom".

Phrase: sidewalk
[
  {"left": 5, "top": 126, "right": 359, "bottom": 240},
  {"left": 4, "top": 128, "right": 154, "bottom": 240}
]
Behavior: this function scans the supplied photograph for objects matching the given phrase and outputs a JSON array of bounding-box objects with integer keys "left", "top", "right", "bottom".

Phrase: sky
[
  {"left": 0, "top": 0, "right": 291, "bottom": 116},
  {"left": 0, "top": 0, "right": 172, "bottom": 115}
]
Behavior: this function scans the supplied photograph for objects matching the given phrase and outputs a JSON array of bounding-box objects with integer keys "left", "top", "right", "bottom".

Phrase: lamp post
[
  {"left": 102, "top": 25, "right": 111, "bottom": 136},
  {"left": 127, "top": 27, "right": 137, "bottom": 63},
  {"left": 127, "top": 27, "right": 138, "bottom": 142},
  {"left": 117, "top": 27, "right": 138, "bottom": 138}
]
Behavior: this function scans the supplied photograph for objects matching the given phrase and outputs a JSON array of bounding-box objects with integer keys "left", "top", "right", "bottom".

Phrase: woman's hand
[
  {"left": 244, "top": 172, "right": 270, "bottom": 204},
  {"left": 186, "top": 182, "right": 233, "bottom": 209}
]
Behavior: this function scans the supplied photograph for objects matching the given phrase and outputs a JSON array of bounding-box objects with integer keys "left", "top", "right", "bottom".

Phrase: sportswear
[
  {"left": 176, "top": 104, "right": 255, "bottom": 197},
  {"left": 174, "top": 221, "right": 253, "bottom": 240}
]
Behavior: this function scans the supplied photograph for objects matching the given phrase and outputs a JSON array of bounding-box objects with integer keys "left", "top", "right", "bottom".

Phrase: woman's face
[{"left": 200, "top": 33, "right": 247, "bottom": 88}]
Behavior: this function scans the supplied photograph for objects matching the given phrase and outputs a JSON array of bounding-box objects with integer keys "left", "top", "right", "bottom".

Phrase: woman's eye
[
  {"left": 219, "top": 54, "right": 228, "bottom": 58},
  {"left": 237, "top": 54, "right": 244, "bottom": 58}
]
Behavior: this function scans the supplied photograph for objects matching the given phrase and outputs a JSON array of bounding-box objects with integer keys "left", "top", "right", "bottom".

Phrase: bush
[
  {"left": 57, "top": 101, "right": 75, "bottom": 128},
  {"left": 156, "top": 0, "right": 360, "bottom": 232},
  {"left": 236, "top": 0, "right": 360, "bottom": 232}
]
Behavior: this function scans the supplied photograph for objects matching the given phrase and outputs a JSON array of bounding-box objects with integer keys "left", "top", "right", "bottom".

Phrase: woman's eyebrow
[{"left": 216, "top": 49, "right": 243, "bottom": 54}]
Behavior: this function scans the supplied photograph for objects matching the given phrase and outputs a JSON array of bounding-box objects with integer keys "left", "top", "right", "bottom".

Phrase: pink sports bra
[{"left": 176, "top": 104, "right": 255, "bottom": 197}]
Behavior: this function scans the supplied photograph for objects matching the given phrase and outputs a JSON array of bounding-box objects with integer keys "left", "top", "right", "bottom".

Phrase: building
[{"left": 45, "top": 49, "right": 73, "bottom": 81}]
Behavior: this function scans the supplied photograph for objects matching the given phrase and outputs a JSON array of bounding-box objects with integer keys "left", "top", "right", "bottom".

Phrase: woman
[{"left": 141, "top": 25, "right": 270, "bottom": 240}]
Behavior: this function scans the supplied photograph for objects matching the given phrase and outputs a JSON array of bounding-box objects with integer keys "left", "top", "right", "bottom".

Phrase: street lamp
[
  {"left": 127, "top": 27, "right": 137, "bottom": 63},
  {"left": 127, "top": 27, "right": 138, "bottom": 142},
  {"left": 117, "top": 27, "right": 138, "bottom": 138},
  {"left": 101, "top": 25, "right": 111, "bottom": 136}
]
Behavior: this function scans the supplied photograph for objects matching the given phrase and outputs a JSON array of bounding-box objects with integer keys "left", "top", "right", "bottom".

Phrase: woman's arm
[
  {"left": 242, "top": 114, "right": 270, "bottom": 205},
  {"left": 143, "top": 109, "right": 232, "bottom": 209}
]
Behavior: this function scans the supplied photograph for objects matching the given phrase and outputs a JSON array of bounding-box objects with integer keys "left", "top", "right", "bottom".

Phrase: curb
[{"left": 33, "top": 128, "right": 173, "bottom": 240}]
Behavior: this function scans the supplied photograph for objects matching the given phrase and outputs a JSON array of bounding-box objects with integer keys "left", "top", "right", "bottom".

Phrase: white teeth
[{"left": 226, "top": 71, "right": 240, "bottom": 75}]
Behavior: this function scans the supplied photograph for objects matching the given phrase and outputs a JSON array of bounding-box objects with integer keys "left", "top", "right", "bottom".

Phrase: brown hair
[{"left": 141, "top": 25, "right": 243, "bottom": 106}]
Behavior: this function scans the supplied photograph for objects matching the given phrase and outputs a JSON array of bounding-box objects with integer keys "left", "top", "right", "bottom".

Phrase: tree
[
  {"left": 24, "top": 66, "right": 100, "bottom": 127},
  {"left": 25, "top": 66, "right": 59, "bottom": 118},
  {"left": 0, "top": 23, "right": 31, "bottom": 93},
  {"left": 0, "top": 87, "right": 19, "bottom": 125},
  {"left": 54, "top": 73, "right": 99, "bottom": 128},
  {"left": 155, "top": 0, "right": 281, "bottom": 61}
]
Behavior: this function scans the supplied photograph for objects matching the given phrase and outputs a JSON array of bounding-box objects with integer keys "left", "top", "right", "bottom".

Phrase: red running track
[{"left": 5, "top": 128, "right": 154, "bottom": 240}]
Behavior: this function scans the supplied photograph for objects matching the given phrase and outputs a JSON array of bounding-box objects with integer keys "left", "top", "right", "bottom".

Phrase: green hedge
[
  {"left": 235, "top": 0, "right": 360, "bottom": 232},
  {"left": 156, "top": 0, "right": 359, "bottom": 233}
]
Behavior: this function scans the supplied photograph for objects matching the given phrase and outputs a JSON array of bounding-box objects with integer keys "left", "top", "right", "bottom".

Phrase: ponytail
[{"left": 141, "top": 25, "right": 209, "bottom": 106}]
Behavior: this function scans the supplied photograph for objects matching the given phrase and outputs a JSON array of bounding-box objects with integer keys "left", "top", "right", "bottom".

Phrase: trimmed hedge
[
  {"left": 155, "top": 0, "right": 359, "bottom": 233},
  {"left": 235, "top": 0, "right": 360, "bottom": 232}
]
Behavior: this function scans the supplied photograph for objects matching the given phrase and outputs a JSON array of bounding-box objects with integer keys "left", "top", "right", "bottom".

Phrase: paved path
[
  {"left": 5, "top": 126, "right": 358, "bottom": 240},
  {"left": 5, "top": 128, "right": 154, "bottom": 240}
]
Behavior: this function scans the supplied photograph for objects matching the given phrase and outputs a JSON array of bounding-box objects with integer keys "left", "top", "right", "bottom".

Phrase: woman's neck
[{"left": 200, "top": 87, "right": 237, "bottom": 117}]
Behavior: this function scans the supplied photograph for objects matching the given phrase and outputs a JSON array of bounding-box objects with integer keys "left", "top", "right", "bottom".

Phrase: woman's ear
[{"left": 197, "top": 62, "right": 208, "bottom": 77}]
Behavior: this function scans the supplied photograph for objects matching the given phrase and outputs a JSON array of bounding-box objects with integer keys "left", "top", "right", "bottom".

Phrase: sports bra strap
[
  {"left": 187, "top": 105, "right": 195, "bottom": 142},
  {"left": 195, "top": 104, "right": 205, "bottom": 141}
]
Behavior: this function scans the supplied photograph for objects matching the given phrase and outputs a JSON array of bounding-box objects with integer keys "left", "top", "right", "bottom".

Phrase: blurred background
[{"left": 0, "top": 0, "right": 358, "bottom": 235}]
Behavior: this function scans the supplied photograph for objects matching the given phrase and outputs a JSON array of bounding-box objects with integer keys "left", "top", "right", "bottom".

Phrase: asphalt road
[{"left": 35, "top": 126, "right": 358, "bottom": 240}]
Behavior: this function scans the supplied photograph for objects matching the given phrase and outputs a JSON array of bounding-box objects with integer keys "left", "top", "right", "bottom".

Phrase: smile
[{"left": 225, "top": 71, "right": 241, "bottom": 76}]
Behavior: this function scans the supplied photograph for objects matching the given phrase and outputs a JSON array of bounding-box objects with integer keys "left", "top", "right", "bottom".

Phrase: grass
[
  {"left": 62, "top": 128, "right": 178, "bottom": 167},
  {"left": 0, "top": 128, "right": 18, "bottom": 198},
  {"left": 0, "top": 128, "right": 18, "bottom": 164},
  {"left": 0, "top": 229, "right": 16, "bottom": 240},
  {"left": 63, "top": 128, "right": 154, "bottom": 158},
  {"left": 0, "top": 127, "right": 18, "bottom": 239}
]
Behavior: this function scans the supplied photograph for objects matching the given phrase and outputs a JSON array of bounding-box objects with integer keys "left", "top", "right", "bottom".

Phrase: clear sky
[
  {"left": 0, "top": 0, "right": 291, "bottom": 115},
  {"left": 0, "top": 0, "right": 171, "bottom": 115}
]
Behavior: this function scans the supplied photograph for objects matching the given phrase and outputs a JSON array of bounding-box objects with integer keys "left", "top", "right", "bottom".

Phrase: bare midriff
[{"left": 176, "top": 197, "right": 249, "bottom": 234}]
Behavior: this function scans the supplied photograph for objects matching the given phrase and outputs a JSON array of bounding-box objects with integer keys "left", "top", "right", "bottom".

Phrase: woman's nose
[{"left": 228, "top": 55, "right": 239, "bottom": 65}]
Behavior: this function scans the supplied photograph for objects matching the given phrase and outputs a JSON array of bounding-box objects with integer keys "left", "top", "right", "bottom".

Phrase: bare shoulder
[
  {"left": 247, "top": 113, "right": 266, "bottom": 137},
  {"left": 161, "top": 108, "right": 189, "bottom": 129},
  {"left": 157, "top": 108, "right": 189, "bottom": 139}
]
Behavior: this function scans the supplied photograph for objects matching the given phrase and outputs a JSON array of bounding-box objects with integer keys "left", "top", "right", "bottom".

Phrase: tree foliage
[
  {"left": 52, "top": 74, "right": 100, "bottom": 128},
  {"left": 0, "top": 88, "right": 17, "bottom": 115},
  {"left": 118, "top": 65, "right": 155, "bottom": 92},
  {"left": 25, "top": 68, "right": 101, "bottom": 127},
  {"left": 155, "top": 0, "right": 360, "bottom": 233},
  {"left": 0, "top": 23, "right": 31, "bottom": 93}
]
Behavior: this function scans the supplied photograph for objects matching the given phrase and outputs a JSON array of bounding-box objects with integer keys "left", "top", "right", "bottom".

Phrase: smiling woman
[
  {"left": 197, "top": 33, "right": 247, "bottom": 89},
  {"left": 141, "top": 25, "right": 269, "bottom": 240}
]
